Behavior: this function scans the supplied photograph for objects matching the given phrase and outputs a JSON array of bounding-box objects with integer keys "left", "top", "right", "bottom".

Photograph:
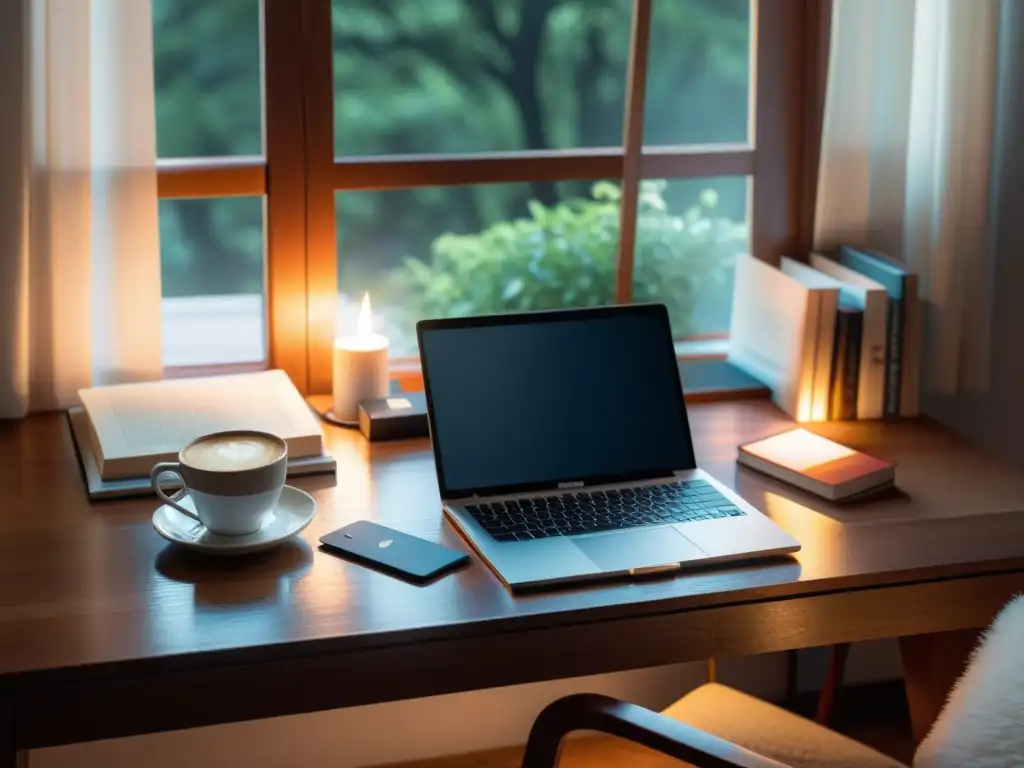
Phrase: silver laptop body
[{"left": 417, "top": 305, "right": 800, "bottom": 591}]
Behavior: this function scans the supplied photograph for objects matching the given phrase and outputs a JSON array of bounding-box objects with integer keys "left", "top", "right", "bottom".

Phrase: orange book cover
[{"left": 739, "top": 428, "right": 894, "bottom": 497}]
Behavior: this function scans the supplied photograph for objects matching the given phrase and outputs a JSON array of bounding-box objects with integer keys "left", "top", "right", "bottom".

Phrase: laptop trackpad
[{"left": 573, "top": 527, "right": 706, "bottom": 572}]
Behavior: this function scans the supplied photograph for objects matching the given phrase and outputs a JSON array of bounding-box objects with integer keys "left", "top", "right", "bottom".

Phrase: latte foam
[{"left": 183, "top": 434, "right": 284, "bottom": 472}]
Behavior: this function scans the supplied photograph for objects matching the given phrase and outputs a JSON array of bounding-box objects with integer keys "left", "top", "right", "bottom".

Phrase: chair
[{"left": 522, "top": 596, "right": 1024, "bottom": 768}]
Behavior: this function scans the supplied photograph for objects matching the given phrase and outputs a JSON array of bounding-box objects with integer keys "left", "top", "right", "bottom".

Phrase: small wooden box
[{"left": 358, "top": 393, "right": 430, "bottom": 441}]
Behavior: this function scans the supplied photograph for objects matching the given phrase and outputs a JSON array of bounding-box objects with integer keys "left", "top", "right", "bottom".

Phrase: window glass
[
  {"left": 152, "top": 0, "right": 263, "bottom": 158},
  {"left": 331, "top": 0, "right": 752, "bottom": 156},
  {"left": 332, "top": 0, "right": 631, "bottom": 155},
  {"left": 644, "top": 0, "right": 751, "bottom": 146},
  {"left": 632, "top": 177, "right": 749, "bottom": 337},
  {"left": 159, "top": 197, "right": 266, "bottom": 366}
]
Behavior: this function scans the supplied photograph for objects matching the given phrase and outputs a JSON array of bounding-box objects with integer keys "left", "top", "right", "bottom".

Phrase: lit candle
[{"left": 332, "top": 293, "right": 389, "bottom": 422}]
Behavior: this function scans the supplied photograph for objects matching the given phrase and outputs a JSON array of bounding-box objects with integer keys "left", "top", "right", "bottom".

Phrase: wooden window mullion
[
  {"left": 302, "top": 0, "right": 341, "bottom": 396},
  {"left": 265, "top": 0, "right": 312, "bottom": 391},
  {"left": 750, "top": 0, "right": 807, "bottom": 265},
  {"left": 615, "top": 0, "right": 654, "bottom": 304},
  {"left": 156, "top": 158, "right": 266, "bottom": 199}
]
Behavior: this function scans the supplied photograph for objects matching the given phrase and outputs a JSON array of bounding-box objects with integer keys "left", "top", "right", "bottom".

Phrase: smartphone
[{"left": 319, "top": 520, "right": 470, "bottom": 584}]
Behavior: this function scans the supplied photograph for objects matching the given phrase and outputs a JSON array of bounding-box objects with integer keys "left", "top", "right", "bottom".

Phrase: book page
[{"left": 79, "top": 370, "right": 324, "bottom": 465}]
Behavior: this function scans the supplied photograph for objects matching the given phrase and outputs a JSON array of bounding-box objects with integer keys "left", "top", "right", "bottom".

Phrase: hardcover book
[
  {"left": 728, "top": 255, "right": 820, "bottom": 421},
  {"left": 738, "top": 428, "right": 896, "bottom": 501},
  {"left": 779, "top": 258, "right": 841, "bottom": 422}
]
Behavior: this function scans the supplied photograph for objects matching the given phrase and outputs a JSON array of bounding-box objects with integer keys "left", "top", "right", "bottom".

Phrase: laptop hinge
[{"left": 446, "top": 494, "right": 480, "bottom": 504}]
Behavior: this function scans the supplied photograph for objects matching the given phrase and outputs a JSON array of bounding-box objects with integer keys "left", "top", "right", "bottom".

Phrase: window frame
[{"left": 157, "top": 0, "right": 830, "bottom": 395}]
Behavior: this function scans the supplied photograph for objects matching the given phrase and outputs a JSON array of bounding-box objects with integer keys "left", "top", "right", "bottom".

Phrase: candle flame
[{"left": 357, "top": 292, "right": 373, "bottom": 336}]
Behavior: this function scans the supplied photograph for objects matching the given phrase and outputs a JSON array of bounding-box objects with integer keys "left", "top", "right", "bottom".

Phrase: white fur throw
[{"left": 914, "top": 595, "right": 1024, "bottom": 768}]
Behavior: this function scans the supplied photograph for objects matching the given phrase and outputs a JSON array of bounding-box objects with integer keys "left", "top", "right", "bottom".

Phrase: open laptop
[{"left": 417, "top": 304, "right": 800, "bottom": 591}]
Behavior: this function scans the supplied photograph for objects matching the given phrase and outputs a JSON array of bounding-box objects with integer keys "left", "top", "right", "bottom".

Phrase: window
[{"left": 154, "top": 0, "right": 814, "bottom": 392}]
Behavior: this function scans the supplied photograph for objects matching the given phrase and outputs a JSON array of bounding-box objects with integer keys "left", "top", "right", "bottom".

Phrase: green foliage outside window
[{"left": 387, "top": 181, "right": 743, "bottom": 337}]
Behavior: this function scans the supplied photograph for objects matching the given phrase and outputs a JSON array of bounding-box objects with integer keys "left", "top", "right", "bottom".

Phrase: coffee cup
[{"left": 150, "top": 430, "right": 288, "bottom": 536}]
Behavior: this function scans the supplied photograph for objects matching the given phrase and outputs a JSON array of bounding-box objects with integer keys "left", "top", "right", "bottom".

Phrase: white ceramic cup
[{"left": 149, "top": 430, "right": 288, "bottom": 536}]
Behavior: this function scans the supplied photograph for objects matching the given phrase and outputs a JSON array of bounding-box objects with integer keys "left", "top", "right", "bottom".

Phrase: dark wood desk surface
[{"left": 3, "top": 399, "right": 1024, "bottom": 755}]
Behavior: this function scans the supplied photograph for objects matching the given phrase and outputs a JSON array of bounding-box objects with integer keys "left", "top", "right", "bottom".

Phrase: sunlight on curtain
[
  {"left": 0, "top": 0, "right": 162, "bottom": 417},
  {"left": 815, "top": 0, "right": 1000, "bottom": 399}
]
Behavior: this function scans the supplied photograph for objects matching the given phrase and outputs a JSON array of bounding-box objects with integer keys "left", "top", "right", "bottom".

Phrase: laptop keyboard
[{"left": 464, "top": 479, "right": 746, "bottom": 542}]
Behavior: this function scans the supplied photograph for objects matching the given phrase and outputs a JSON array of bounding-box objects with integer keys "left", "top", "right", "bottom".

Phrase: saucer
[{"left": 153, "top": 485, "right": 317, "bottom": 556}]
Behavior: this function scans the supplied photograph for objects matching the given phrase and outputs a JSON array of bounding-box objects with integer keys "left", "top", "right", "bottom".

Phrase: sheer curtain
[
  {"left": 0, "top": 0, "right": 163, "bottom": 418},
  {"left": 815, "top": 0, "right": 1001, "bottom": 412}
]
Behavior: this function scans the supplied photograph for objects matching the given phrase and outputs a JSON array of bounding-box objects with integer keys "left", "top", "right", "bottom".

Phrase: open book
[{"left": 74, "top": 370, "right": 334, "bottom": 497}]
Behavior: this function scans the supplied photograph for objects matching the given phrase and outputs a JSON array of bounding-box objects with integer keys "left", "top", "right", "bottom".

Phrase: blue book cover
[{"left": 836, "top": 246, "right": 910, "bottom": 417}]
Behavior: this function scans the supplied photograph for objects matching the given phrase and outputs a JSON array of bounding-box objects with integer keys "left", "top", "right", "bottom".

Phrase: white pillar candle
[{"left": 332, "top": 293, "right": 389, "bottom": 422}]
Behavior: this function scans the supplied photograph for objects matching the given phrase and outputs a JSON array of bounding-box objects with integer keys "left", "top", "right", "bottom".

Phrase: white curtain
[
  {"left": 815, "top": 0, "right": 1001, "bottom": 403},
  {"left": 0, "top": 0, "right": 163, "bottom": 418}
]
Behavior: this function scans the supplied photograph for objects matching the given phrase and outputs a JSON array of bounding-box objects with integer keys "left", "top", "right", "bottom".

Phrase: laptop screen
[{"left": 418, "top": 305, "right": 697, "bottom": 497}]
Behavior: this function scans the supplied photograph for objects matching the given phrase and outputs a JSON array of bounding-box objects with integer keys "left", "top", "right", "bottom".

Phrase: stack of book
[{"left": 729, "top": 246, "right": 921, "bottom": 422}]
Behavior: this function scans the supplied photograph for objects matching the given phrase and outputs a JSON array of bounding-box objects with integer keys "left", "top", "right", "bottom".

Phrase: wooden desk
[{"left": 3, "top": 400, "right": 1024, "bottom": 764}]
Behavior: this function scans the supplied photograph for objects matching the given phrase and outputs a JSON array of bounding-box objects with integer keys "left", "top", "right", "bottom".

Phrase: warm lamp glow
[
  {"left": 796, "top": 400, "right": 813, "bottom": 424},
  {"left": 332, "top": 291, "right": 389, "bottom": 421},
  {"left": 810, "top": 401, "right": 830, "bottom": 423},
  {"left": 743, "top": 428, "right": 856, "bottom": 472},
  {"left": 795, "top": 383, "right": 814, "bottom": 423},
  {"left": 357, "top": 292, "right": 373, "bottom": 336}
]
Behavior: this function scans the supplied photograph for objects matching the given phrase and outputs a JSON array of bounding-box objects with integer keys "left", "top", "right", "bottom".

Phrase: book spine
[
  {"left": 842, "top": 312, "right": 863, "bottom": 420},
  {"left": 813, "top": 291, "right": 838, "bottom": 422},
  {"left": 885, "top": 295, "right": 904, "bottom": 417},
  {"left": 829, "top": 311, "right": 849, "bottom": 421},
  {"left": 858, "top": 294, "right": 887, "bottom": 420},
  {"left": 795, "top": 292, "right": 821, "bottom": 422},
  {"left": 899, "top": 282, "right": 922, "bottom": 416}
]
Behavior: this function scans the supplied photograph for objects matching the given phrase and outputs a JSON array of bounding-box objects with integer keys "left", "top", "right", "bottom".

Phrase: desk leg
[
  {"left": 899, "top": 629, "right": 979, "bottom": 745},
  {"left": 0, "top": 698, "right": 26, "bottom": 768},
  {"left": 815, "top": 642, "right": 850, "bottom": 725},
  {"left": 0, "top": 698, "right": 12, "bottom": 768}
]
